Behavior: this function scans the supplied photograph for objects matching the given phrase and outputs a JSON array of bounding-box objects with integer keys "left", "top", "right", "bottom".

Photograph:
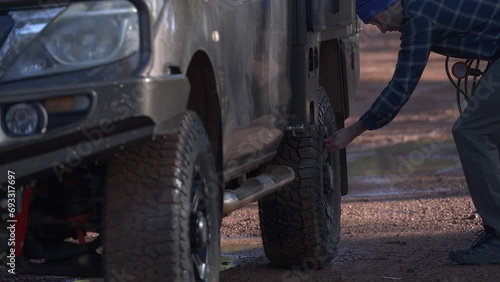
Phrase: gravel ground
[{"left": 219, "top": 175, "right": 497, "bottom": 282}]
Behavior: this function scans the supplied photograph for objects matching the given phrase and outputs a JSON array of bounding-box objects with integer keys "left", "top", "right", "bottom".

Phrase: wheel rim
[
  {"left": 190, "top": 165, "right": 211, "bottom": 281},
  {"left": 322, "top": 139, "right": 335, "bottom": 224}
]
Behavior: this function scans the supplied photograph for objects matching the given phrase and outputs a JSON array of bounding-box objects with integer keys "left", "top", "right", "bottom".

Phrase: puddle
[
  {"left": 220, "top": 255, "right": 237, "bottom": 271},
  {"left": 221, "top": 237, "right": 262, "bottom": 252},
  {"left": 220, "top": 237, "right": 263, "bottom": 271},
  {"left": 344, "top": 138, "right": 467, "bottom": 199},
  {"left": 347, "top": 139, "right": 461, "bottom": 177},
  {"left": 347, "top": 186, "right": 455, "bottom": 198}
]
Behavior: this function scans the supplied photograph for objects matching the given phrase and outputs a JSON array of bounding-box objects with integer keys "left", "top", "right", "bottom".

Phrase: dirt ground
[{"left": 219, "top": 29, "right": 500, "bottom": 281}]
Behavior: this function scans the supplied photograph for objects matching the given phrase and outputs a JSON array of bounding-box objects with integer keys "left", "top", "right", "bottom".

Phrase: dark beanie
[{"left": 356, "top": 0, "right": 397, "bottom": 23}]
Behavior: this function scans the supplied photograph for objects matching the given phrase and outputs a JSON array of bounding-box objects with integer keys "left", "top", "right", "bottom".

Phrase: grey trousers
[{"left": 452, "top": 58, "right": 500, "bottom": 232}]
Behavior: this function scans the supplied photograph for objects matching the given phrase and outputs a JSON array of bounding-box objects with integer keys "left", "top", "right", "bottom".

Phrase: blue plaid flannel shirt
[{"left": 360, "top": 0, "right": 500, "bottom": 130}]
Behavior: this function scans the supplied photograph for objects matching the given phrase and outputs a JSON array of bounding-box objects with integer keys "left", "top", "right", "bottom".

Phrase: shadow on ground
[{"left": 220, "top": 232, "right": 500, "bottom": 282}]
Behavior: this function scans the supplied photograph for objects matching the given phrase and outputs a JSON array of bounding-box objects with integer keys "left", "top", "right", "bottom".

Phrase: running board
[{"left": 223, "top": 166, "right": 295, "bottom": 216}]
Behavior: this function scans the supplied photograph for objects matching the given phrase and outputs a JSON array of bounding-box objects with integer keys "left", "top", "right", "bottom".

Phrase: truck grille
[{"left": 0, "top": 15, "right": 14, "bottom": 46}]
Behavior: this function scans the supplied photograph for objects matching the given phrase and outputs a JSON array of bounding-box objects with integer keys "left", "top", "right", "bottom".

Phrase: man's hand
[{"left": 324, "top": 121, "right": 367, "bottom": 151}]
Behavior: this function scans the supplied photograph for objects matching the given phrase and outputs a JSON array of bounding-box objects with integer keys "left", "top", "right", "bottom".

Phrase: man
[{"left": 325, "top": 0, "right": 500, "bottom": 264}]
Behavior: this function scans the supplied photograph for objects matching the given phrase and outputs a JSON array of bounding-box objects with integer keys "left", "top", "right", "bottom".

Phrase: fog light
[{"left": 4, "top": 103, "right": 46, "bottom": 136}]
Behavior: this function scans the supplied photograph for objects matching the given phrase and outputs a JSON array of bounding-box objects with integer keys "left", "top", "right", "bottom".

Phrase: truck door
[{"left": 218, "top": 0, "right": 292, "bottom": 178}]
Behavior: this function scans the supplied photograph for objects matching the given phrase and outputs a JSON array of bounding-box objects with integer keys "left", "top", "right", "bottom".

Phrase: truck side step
[{"left": 223, "top": 166, "right": 295, "bottom": 216}]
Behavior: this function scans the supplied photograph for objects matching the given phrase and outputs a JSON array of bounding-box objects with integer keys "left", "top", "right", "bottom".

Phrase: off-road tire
[
  {"left": 104, "top": 111, "right": 221, "bottom": 282},
  {"left": 259, "top": 87, "right": 341, "bottom": 269}
]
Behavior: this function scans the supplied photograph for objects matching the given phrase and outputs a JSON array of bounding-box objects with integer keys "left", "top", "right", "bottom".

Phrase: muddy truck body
[{"left": 0, "top": 0, "right": 359, "bottom": 280}]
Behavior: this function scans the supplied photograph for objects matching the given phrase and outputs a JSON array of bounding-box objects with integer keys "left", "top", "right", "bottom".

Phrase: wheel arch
[
  {"left": 319, "top": 39, "right": 349, "bottom": 122},
  {"left": 318, "top": 39, "right": 350, "bottom": 196},
  {"left": 185, "top": 50, "right": 223, "bottom": 186}
]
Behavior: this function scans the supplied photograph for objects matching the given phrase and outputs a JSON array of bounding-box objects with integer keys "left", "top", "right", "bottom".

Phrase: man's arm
[
  {"left": 325, "top": 120, "right": 366, "bottom": 150},
  {"left": 360, "top": 17, "right": 434, "bottom": 130},
  {"left": 325, "top": 17, "right": 435, "bottom": 150}
]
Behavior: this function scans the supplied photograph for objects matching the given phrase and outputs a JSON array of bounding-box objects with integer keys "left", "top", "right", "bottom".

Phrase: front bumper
[{"left": 0, "top": 75, "right": 190, "bottom": 183}]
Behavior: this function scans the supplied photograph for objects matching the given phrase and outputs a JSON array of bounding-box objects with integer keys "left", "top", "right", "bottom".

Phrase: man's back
[{"left": 404, "top": 0, "right": 500, "bottom": 59}]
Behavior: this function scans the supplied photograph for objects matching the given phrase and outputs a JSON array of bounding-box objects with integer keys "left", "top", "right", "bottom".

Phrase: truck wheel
[
  {"left": 104, "top": 111, "right": 221, "bottom": 282},
  {"left": 259, "top": 87, "right": 341, "bottom": 269}
]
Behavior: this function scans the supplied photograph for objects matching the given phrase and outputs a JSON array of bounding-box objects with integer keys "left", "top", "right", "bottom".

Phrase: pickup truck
[{"left": 0, "top": 0, "right": 359, "bottom": 281}]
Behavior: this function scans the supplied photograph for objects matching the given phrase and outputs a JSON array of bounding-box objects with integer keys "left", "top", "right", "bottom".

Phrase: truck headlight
[{"left": 0, "top": 1, "right": 139, "bottom": 83}]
